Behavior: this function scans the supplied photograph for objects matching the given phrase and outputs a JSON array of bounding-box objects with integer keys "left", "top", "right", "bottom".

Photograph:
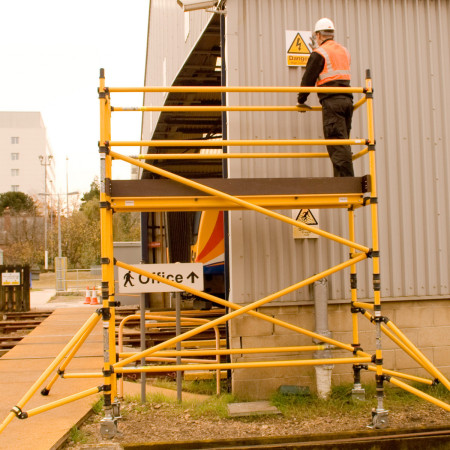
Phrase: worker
[{"left": 298, "top": 18, "right": 354, "bottom": 177}]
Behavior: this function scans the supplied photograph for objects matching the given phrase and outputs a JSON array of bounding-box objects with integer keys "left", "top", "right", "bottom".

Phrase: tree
[
  {"left": 0, "top": 199, "right": 43, "bottom": 266},
  {"left": 0, "top": 191, "right": 37, "bottom": 215},
  {"left": 113, "top": 212, "right": 141, "bottom": 242},
  {"left": 55, "top": 210, "right": 100, "bottom": 268},
  {"left": 46, "top": 179, "right": 140, "bottom": 268},
  {"left": 80, "top": 179, "right": 100, "bottom": 209}
]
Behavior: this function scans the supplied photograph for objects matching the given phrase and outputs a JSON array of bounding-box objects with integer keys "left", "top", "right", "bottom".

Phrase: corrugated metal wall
[
  {"left": 142, "top": 1, "right": 214, "bottom": 140},
  {"left": 225, "top": 0, "right": 450, "bottom": 303}
]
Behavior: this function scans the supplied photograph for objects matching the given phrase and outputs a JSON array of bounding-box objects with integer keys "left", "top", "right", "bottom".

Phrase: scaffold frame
[{"left": 1, "top": 69, "right": 449, "bottom": 438}]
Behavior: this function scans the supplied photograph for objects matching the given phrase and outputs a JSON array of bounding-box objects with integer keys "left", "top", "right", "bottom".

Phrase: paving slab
[
  {"left": 0, "top": 308, "right": 104, "bottom": 450},
  {"left": 227, "top": 401, "right": 282, "bottom": 417}
]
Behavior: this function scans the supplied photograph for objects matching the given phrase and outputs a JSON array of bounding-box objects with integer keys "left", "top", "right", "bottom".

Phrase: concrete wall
[{"left": 230, "top": 299, "right": 450, "bottom": 399}]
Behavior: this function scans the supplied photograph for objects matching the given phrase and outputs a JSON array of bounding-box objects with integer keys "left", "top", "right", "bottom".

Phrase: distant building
[{"left": 0, "top": 112, "right": 55, "bottom": 200}]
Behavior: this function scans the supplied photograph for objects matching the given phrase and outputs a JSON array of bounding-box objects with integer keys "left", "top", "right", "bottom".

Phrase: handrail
[
  {"left": 109, "top": 138, "right": 367, "bottom": 147},
  {"left": 108, "top": 86, "right": 365, "bottom": 93},
  {"left": 117, "top": 313, "right": 222, "bottom": 397}
]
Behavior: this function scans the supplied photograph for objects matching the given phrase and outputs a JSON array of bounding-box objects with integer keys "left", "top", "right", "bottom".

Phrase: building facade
[
  {"left": 141, "top": 0, "right": 450, "bottom": 398},
  {"left": 0, "top": 112, "right": 55, "bottom": 200}
]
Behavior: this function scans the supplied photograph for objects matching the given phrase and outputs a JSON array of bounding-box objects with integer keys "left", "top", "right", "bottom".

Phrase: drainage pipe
[{"left": 312, "top": 279, "right": 333, "bottom": 399}]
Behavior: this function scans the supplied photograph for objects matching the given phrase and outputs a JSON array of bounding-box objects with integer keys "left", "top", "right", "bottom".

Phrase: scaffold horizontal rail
[
  {"left": 136, "top": 152, "right": 331, "bottom": 160},
  {"left": 114, "top": 357, "right": 373, "bottom": 373},
  {"left": 113, "top": 105, "right": 322, "bottom": 112},
  {"left": 108, "top": 86, "right": 366, "bottom": 94},
  {"left": 108, "top": 138, "right": 368, "bottom": 147},
  {"left": 109, "top": 195, "right": 366, "bottom": 212}
]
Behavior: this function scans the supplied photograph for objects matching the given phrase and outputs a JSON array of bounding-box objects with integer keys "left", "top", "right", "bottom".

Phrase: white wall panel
[
  {"left": 225, "top": 0, "right": 450, "bottom": 303},
  {"left": 142, "top": 1, "right": 215, "bottom": 141}
]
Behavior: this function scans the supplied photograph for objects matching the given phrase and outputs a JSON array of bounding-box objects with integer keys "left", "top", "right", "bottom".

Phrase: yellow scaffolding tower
[{"left": 1, "top": 69, "right": 449, "bottom": 438}]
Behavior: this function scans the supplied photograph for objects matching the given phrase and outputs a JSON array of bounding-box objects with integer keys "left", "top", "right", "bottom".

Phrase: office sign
[{"left": 118, "top": 263, "right": 204, "bottom": 293}]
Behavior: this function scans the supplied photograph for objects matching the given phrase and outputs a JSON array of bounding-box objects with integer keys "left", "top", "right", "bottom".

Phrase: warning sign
[
  {"left": 292, "top": 209, "right": 319, "bottom": 239},
  {"left": 288, "top": 33, "right": 309, "bottom": 53},
  {"left": 286, "top": 30, "right": 313, "bottom": 67},
  {"left": 2, "top": 272, "right": 21, "bottom": 286}
]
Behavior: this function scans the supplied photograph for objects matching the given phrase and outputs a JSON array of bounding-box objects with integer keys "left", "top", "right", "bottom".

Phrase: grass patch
[
  {"left": 91, "top": 396, "right": 104, "bottom": 414},
  {"left": 152, "top": 376, "right": 229, "bottom": 396},
  {"left": 106, "top": 381, "right": 449, "bottom": 425},
  {"left": 68, "top": 426, "right": 88, "bottom": 444},
  {"left": 270, "top": 381, "right": 450, "bottom": 421},
  {"left": 123, "top": 388, "right": 238, "bottom": 420},
  {"left": 188, "top": 393, "right": 238, "bottom": 419}
]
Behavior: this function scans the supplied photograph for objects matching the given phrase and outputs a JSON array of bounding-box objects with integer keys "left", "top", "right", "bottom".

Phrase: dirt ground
[{"left": 62, "top": 388, "right": 450, "bottom": 448}]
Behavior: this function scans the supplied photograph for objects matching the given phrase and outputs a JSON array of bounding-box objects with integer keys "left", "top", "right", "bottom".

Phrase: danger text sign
[
  {"left": 286, "top": 30, "right": 313, "bottom": 67},
  {"left": 118, "top": 263, "right": 204, "bottom": 293}
]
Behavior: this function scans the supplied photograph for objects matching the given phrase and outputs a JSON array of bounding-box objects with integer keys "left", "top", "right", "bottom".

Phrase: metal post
[
  {"left": 140, "top": 293, "right": 146, "bottom": 403},
  {"left": 66, "top": 156, "right": 69, "bottom": 215},
  {"left": 312, "top": 279, "right": 333, "bottom": 399},
  {"left": 58, "top": 196, "right": 62, "bottom": 258},
  {"left": 175, "top": 292, "right": 182, "bottom": 403},
  {"left": 39, "top": 155, "right": 53, "bottom": 270},
  {"left": 44, "top": 162, "right": 48, "bottom": 269},
  {"left": 140, "top": 212, "right": 149, "bottom": 403}
]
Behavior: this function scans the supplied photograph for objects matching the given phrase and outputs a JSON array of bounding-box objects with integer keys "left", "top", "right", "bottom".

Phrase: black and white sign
[
  {"left": 118, "top": 263, "right": 204, "bottom": 293},
  {"left": 292, "top": 208, "right": 320, "bottom": 239}
]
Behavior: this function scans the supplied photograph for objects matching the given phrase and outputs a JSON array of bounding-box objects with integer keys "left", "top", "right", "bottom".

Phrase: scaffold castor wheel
[
  {"left": 368, "top": 408, "right": 389, "bottom": 429},
  {"left": 112, "top": 401, "right": 121, "bottom": 419},
  {"left": 100, "top": 417, "right": 118, "bottom": 439}
]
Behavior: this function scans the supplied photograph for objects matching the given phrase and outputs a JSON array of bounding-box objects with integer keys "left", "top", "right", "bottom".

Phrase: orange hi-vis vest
[{"left": 314, "top": 39, "right": 351, "bottom": 86}]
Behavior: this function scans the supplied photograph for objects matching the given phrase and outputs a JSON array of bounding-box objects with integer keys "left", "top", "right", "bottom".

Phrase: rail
[{"left": 117, "top": 313, "right": 222, "bottom": 396}]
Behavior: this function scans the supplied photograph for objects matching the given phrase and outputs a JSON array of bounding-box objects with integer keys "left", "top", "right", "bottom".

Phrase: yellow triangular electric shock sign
[
  {"left": 296, "top": 209, "right": 318, "bottom": 226},
  {"left": 288, "top": 33, "right": 310, "bottom": 54}
]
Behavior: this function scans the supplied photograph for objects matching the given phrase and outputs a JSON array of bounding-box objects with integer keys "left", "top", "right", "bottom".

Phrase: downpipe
[{"left": 311, "top": 279, "right": 333, "bottom": 399}]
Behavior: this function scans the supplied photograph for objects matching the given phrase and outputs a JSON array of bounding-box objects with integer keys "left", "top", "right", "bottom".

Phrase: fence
[{"left": 0, "top": 265, "right": 30, "bottom": 312}]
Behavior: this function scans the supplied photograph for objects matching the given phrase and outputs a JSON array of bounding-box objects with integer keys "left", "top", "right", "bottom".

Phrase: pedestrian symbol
[
  {"left": 296, "top": 209, "right": 318, "bottom": 225},
  {"left": 123, "top": 271, "right": 134, "bottom": 287}
]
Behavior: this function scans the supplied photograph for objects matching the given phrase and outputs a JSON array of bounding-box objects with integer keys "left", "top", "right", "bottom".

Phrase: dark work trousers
[{"left": 321, "top": 96, "right": 354, "bottom": 177}]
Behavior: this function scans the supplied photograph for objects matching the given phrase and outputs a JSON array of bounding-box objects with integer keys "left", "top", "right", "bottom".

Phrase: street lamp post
[
  {"left": 66, "top": 156, "right": 69, "bottom": 215},
  {"left": 39, "top": 155, "right": 53, "bottom": 270}
]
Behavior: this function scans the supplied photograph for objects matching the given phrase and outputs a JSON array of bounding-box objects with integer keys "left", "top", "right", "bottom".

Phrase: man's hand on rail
[{"left": 297, "top": 103, "right": 312, "bottom": 113}]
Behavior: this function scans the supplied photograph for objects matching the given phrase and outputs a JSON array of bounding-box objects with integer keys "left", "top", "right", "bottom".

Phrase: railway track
[
  {"left": 0, "top": 307, "right": 227, "bottom": 356},
  {"left": 120, "top": 426, "right": 450, "bottom": 449},
  {"left": 0, "top": 311, "right": 52, "bottom": 355}
]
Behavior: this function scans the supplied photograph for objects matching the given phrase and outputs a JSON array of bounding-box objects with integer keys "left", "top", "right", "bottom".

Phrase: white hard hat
[{"left": 314, "top": 18, "right": 335, "bottom": 33}]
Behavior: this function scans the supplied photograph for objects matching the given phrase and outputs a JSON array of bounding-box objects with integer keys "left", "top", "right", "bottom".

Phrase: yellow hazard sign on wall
[
  {"left": 292, "top": 209, "right": 319, "bottom": 239},
  {"left": 286, "top": 30, "right": 313, "bottom": 67}
]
